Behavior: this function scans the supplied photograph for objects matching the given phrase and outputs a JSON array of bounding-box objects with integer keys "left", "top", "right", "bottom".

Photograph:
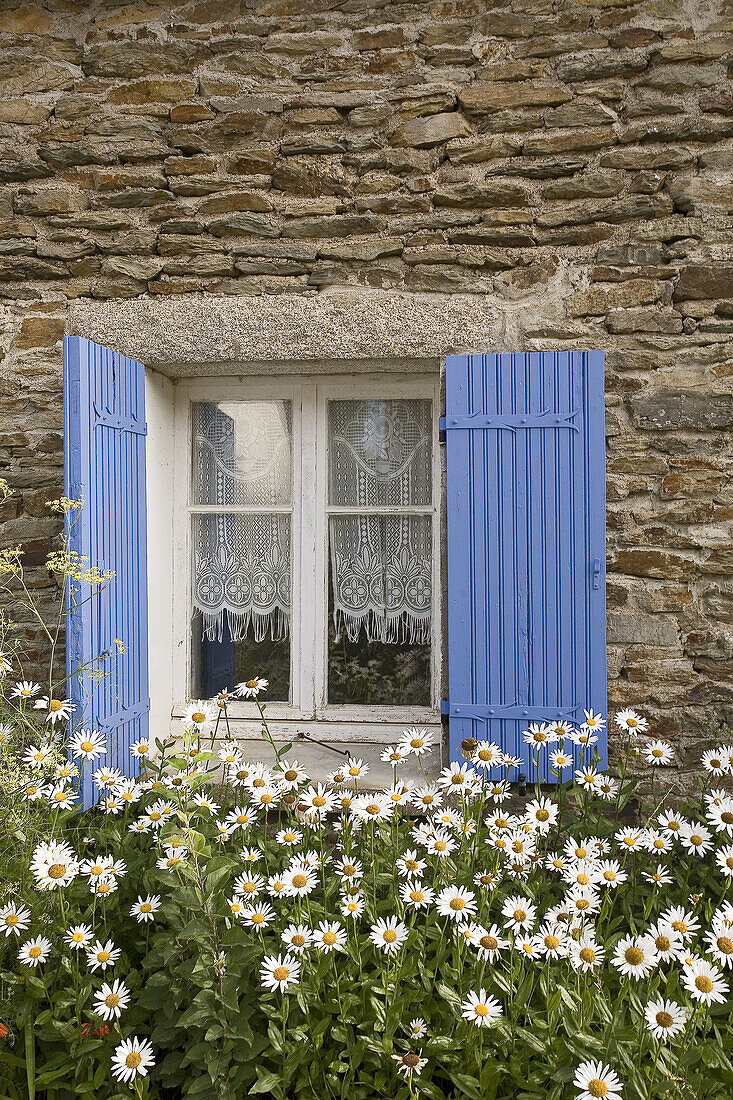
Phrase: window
[{"left": 172, "top": 374, "right": 442, "bottom": 752}]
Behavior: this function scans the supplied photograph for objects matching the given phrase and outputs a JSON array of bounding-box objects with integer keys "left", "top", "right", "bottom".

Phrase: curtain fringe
[
  {"left": 198, "top": 606, "right": 290, "bottom": 643},
  {"left": 333, "top": 608, "right": 431, "bottom": 646}
]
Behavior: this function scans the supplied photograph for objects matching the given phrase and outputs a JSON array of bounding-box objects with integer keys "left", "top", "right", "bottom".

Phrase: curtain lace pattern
[
  {"left": 328, "top": 399, "right": 432, "bottom": 645},
  {"left": 191, "top": 402, "right": 292, "bottom": 642}
]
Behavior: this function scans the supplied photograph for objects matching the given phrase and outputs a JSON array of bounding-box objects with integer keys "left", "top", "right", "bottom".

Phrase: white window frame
[{"left": 171, "top": 371, "right": 442, "bottom": 752}]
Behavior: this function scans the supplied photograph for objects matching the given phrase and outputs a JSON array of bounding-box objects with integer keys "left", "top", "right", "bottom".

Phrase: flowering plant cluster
[{"left": 1, "top": 664, "right": 733, "bottom": 1099}]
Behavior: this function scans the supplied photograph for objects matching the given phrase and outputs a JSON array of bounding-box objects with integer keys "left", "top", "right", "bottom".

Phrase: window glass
[
  {"left": 327, "top": 399, "right": 432, "bottom": 705},
  {"left": 190, "top": 400, "right": 292, "bottom": 700}
]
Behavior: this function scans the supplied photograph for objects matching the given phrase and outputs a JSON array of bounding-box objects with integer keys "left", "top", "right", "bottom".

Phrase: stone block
[
  {"left": 605, "top": 308, "right": 683, "bottom": 334},
  {"left": 392, "top": 113, "right": 471, "bottom": 148},
  {"left": 610, "top": 549, "right": 697, "bottom": 581},
  {"left": 281, "top": 215, "right": 382, "bottom": 239},
  {"left": 15, "top": 317, "right": 66, "bottom": 349},
  {"left": 631, "top": 391, "right": 733, "bottom": 431},
  {"left": 607, "top": 611, "right": 680, "bottom": 647},
  {"left": 458, "top": 83, "right": 571, "bottom": 111}
]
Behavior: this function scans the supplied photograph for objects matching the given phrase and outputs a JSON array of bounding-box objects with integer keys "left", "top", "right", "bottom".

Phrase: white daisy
[
  {"left": 65, "top": 924, "right": 93, "bottom": 950},
  {"left": 233, "top": 872, "right": 265, "bottom": 898},
  {"left": 277, "top": 759, "right": 309, "bottom": 789},
  {"left": 30, "top": 840, "right": 78, "bottom": 891},
  {"left": 682, "top": 957, "right": 729, "bottom": 1005},
  {"left": 0, "top": 902, "right": 31, "bottom": 938},
  {"left": 596, "top": 860, "right": 627, "bottom": 889},
  {"left": 615, "top": 709, "right": 647, "bottom": 734},
  {"left": 501, "top": 895, "right": 537, "bottom": 932},
  {"left": 46, "top": 783, "right": 77, "bottom": 811},
  {"left": 460, "top": 989, "right": 502, "bottom": 1027},
  {"left": 313, "top": 920, "right": 346, "bottom": 953},
  {"left": 612, "top": 935, "right": 658, "bottom": 979},
  {"left": 643, "top": 864, "right": 673, "bottom": 887},
  {"left": 522, "top": 723, "right": 557, "bottom": 749},
  {"left": 182, "top": 701, "right": 217, "bottom": 733},
  {"left": 400, "top": 880, "right": 435, "bottom": 910},
  {"left": 573, "top": 1060, "right": 621, "bottom": 1100},
  {"left": 471, "top": 740, "right": 503, "bottom": 770},
  {"left": 156, "top": 845, "right": 187, "bottom": 871},
  {"left": 235, "top": 677, "right": 268, "bottom": 698},
  {"left": 242, "top": 903, "right": 276, "bottom": 929},
  {"left": 523, "top": 797, "right": 558, "bottom": 833},
  {"left": 340, "top": 894, "right": 365, "bottom": 919},
  {"left": 423, "top": 829, "right": 456, "bottom": 857},
  {"left": 407, "top": 1018, "right": 427, "bottom": 1039},
  {"left": 23, "top": 742, "right": 55, "bottom": 769},
  {"left": 704, "top": 926, "right": 733, "bottom": 969},
  {"left": 645, "top": 739, "right": 673, "bottom": 766},
  {"left": 369, "top": 916, "right": 408, "bottom": 954},
  {"left": 396, "top": 850, "right": 426, "bottom": 878},
  {"left": 716, "top": 845, "right": 733, "bottom": 877},
  {"left": 569, "top": 933, "right": 605, "bottom": 972},
  {"left": 581, "top": 709, "right": 606, "bottom": 731},
  {"left": 94, "top": 978, "right": 130, "bottom": 1021},
  {"left": 538, "top": 924, "right": 568, "bottom": 960},
  {"left": 283, "top": 867, "right": 317, "bottom": 897},
  {"left": 299, "top": 783, "right": 337, "bottom": 818},
  {"left": 18, "top": 936, "right": 51, "bottom": 967},
  {"left": 130, "top": 895, "right": 161, "bottom": 923},
  {"left": 644, "top": 998, "right": 687, "bottom": 1040},
  {"left": 261, "top": 953, "right": 300, "bottom": 992},
  {"left": 399, "top": 728, "right": 435, "bottom": 757},
  {"left": 706, "top": 799, "right": 733, "bottom": 837},
  {"left": 648, "top": 921, "right": 684, "bottom": 965},
  {"left": 87, "top": 939, "right": 121, "bottom": 972},
  {"left": 660, "top": 906, "right": 700, "bottom": 942},
  {"left": 10, "top": 680, "right": 41, "bottom": 701},
  {"left": 34, "top": 697, "right": 75, "bottom": 724},
  {"left": 657, "top": 810, "right": 687, "bottom": 837},
  {"left": 702, "top": 748, "right": 728, "bottom": 776},
  {"left": 281, "top": 924, "right": 312, "bottom": 954},
  {"left": 70, "top": 728, "right": 106, "bottom": 761},
  {"left": 549, "top": 748, "right": 574, "bottom": 771},
  {"left": 111, "top": 1036, "right": 155, "bottom": 1084},
  {"left": 437, "top": 761, "right": 476, "bottom": 793},
  {"left": 350, "top": 793, "right": 395, "bottom": 824},
  {"left": 679, "top": 822, "right": 713, "bottom": 858}
]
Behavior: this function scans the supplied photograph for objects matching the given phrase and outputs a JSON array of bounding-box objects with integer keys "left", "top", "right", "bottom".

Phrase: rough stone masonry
[{"left": 0, "top": 0, "right": 732, "bottom": 791}]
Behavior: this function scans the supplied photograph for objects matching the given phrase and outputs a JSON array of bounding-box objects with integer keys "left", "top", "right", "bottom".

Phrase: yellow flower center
[
  {"left": 575, "top": 848, "right": 587, "bottom": 859},
  {"left": 98, "top": 884, "right": 111, "bottom": 894},
  {"left": 451, "top": 774, "right": 464, "bottom": 784},
  {"left": 625, "top": 947, "right": 644, "bottom": 966},
  {"left": 579, "top": 947, "right": 596, "bottom": 964},
  {"left": 54, "top": 791, "right": 66, "bottom": 802},
  {"left": 292, "top": 934, "right": 305, "bottom": 947},
  {"left": 576, "top": 899, "right": 589, "bottom": 911},
  {"left": 98, "top": 951, "right": 110, "bottom": 963},
  {"left": 80, "top": 741, "right": 94, "bottom": 753},
  {"left": 140, "top": 904, "right": 152, "bottom": 913},
  {"left": 695, "top": 975, "right": 713, "bottom": 993},
  {"left": 655, "top": 1010, "right": 674, "bottom": 1028},
  {"left": 48, "top": 864, "right": 67, "bottom": 879},
  {"left": 284, "top": 770, "right": 297, "bottom": 782},
  {"left": 253, "top": 778, "right": 265, "bottom": 788},
  {"left": 410, "top": 739, "right": 423, "bottom": 749},
  {"left": 474, "top": 1004, "right": 488, "bottom": 1017},
  {"left": 323, "top": 931, "right": 337, "bottom": 945},
  {"left": 342, "top": 865, "right": 356, "bottom": 876},
  {"left": 577, "top": 874, "right": 589, "bottom": 886},
  {"left": 478, "top": 749, "right": 491, "bottom": 761},
  {"left": 149, "top": 812, "right": 162, "bottom": 822},
  {"left": 536, "top": 809, "right": 550, "bottom": 821},
  {"left": 672, "top": 920, "right": 687, "bottom": 933},
  {"left": 450, "top": 898, "right": 465, "bottom": 911},
  {"left": 106, "top": 993, "right": 120, "bottom": 1008},
  {"left": 690, "top": 835, "right": 703, "bottom": 846},
  {"left": 312, "top": 796, "right": 326, "bottom": 807},
  {"left": 513, "top": 909, "right": 526, "bottom": 922},
  {"left": 588, "top": 1082, "right": 607, "bottom": 1098},
  {"left": 29, "top": 946, "right": 41, "bottom": 958},
  {"left": 246, "top": 680, "right": 259, "bottom": 689},
  {"left": 716, "top": 936, "right": 733, "bottom": 954},
  {"left": 273, "top": 966, "right": 289, "bottom": 981},
  {"left": 125, "top": 1052, "right": 142, "bottom": 1069},
  {"left": 383, "top": 929, "right": 397, "bottom": 943},
  {"left": 72, "top": 932, "right": 83, "bottom": 942},
  {"left": 292, "top": 875, "right": 307, "bottom": 889},
  {"left": 533, "top": 732, "right": 546, "bottom": 742},
  {"left": 655, "top": 935, "right": 670, "bottom": 951},
  {"left": 434, "top": 841, "right": 447, "bottom": 852},
  {"left": 409, "top": 891, "right": 423, "bottom": 902},
  {"left": 721, "top": 812, "right": 733, "bottom": 825},
  {"left": 545, "top": 935, "right": 560, "bottom": 950},
  {"left": 21, "top": 688, "right": 31, "bottom": 696},
  {"left": 49, "top": 700, "right": 62, "bottom": 712},
  {"left": 252, "top": 913, "right": 265, "bottom": 924},
  {"left": 192, "top": 712, "right": 206, "bottom": 724},
  {"left": 6, "top": 915, "right": 18, "bottom": 926}
]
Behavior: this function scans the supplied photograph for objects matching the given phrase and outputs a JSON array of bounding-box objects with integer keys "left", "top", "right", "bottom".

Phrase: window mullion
[{"left": 298, "top": 382, "right": 319, "bottom": 717}]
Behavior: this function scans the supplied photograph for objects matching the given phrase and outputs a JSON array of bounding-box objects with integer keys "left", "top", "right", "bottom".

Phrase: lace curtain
[
  {"left": 191, "top": 401, "right": 291, "bottom": 642},
  {"left": 328, "top": 399, "right": 432, "bottom": 645}
]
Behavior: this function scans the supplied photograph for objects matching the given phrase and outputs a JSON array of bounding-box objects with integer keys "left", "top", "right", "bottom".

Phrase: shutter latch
[{"left": 593, "top": 558, "right": 601, "bottom": 590}]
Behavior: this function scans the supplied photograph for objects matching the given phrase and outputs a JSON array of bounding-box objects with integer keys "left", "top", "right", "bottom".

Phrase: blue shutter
[
  {"left": 443, "top": 351, "right": 606, "bottom": 780},
  {"left": 63, "top": 336, "right": 150, "bottom": 806}
]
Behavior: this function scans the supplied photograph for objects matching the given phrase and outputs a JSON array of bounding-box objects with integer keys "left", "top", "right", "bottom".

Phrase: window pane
[
  {"left": 192, "top": 400, "right": 291, "bottom": 506},
  {"left": 328, "top": 399, "right": 432, "bottom": 507},
  {"left": 190, "top": 398, "right": 292, "bottom": 702}
]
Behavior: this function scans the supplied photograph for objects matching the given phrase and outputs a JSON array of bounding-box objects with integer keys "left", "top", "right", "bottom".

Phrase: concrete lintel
[{"left": 67, "top": 289, "right": 505, "bottom": 375}]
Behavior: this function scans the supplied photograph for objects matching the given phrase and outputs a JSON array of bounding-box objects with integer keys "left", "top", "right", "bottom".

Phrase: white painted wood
[
  {"left": 171, "top": 370, "right": 442, "bottom": 767},
  {"left": 145, "top": 368, "right": 175, "bottom": 744}
]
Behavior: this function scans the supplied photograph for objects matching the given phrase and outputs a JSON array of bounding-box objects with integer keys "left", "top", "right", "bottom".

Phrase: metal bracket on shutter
[
  {"left": 92, "top": 404, "right": 147, "bottom": 436},
  {"left": 439, "top": 409, "right": 580, "bottom": 434},
  {"left": 442, "top": 703, "right": 581, "bottom": 722},
  {"left": 96, "top": 697, "right": 151, "bottom": 733}
]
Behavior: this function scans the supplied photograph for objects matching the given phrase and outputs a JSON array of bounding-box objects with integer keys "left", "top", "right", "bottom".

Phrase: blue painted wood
[
  {"left": 445, "top": 351, "right": 606, "bottom": 780},
  {"left": 63, "top": 336, "right": 150, "bottom": 807}
]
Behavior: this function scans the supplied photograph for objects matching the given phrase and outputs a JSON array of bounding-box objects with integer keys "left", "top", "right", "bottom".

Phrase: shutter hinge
[
  {"left": 440, "top": 699, "right": 449, "bottom": 725},
  {"left": 438, "top": 416, "right": 447, "bottom": 444}
]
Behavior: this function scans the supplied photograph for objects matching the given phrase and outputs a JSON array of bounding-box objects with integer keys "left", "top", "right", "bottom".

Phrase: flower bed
[{"left": 0, "top": 485, "right": 732, "bottom": 1099}]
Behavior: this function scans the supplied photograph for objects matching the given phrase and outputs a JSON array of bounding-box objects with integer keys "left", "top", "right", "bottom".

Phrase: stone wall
[{"left": 1, "top": 0, "right": 732, "bottom": 789}]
